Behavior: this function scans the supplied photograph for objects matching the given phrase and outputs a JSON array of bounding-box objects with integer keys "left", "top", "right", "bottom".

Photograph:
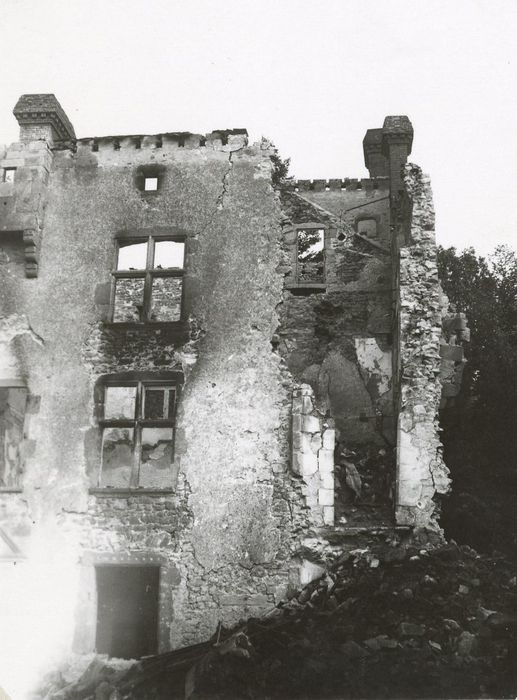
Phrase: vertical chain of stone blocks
[{"left": 291, "top": 384, "right": 335, "bottom": 526}]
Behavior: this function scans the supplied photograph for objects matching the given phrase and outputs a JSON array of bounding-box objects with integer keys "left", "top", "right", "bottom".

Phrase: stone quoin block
[
  {"left": 318, "top": 449, "right": 334, "bottom": 473},
  {"left": 322, "top": 506, "right": 334, "bottom": 526},
  {"left": 318, "top": 488, "right": 334, "bottom": 507},
  {"left": 322, "top": 428, "right": 335, "bottom": 449},
  {"left": 302, "top": 414, "right": 320, "bottom": 434}
]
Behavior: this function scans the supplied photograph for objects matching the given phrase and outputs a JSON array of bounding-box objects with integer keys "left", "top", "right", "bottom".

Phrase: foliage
[
  {"left": 437, "top": 245, "right": 517, "bottom": 557},
  {"left": 270, "top": 152, "right": 291, "bottom": 188}
]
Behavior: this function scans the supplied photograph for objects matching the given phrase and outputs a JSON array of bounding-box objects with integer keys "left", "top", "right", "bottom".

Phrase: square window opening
[
  {"left": 144, "top": 177, "right": 158, "bottom": 192},
  {"left": 96, "top": 377, "right": 180, "bottom": 490},
  {"left": 296, "top": 228, "right": 325, "bottom": 284},
  {"left": 3, "top": 168, "right": 16, "bottom": 184},
  {"left": 112, "top": 236, "right": 185, "bottom": 323}
]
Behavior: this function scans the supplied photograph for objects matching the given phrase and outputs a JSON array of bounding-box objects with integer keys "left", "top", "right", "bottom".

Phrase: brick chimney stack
[
  {"left": 381, "top": 116, "right": 413, "bottom": 197},
  {"left": 363, "top": 116, "right": 414, "bottom": 197},
  {"left": 13, "top": 94, "right": 75, "bottom": 143},
  {"left": 363, "top": 128, "right": 389, "bottom": 177}
]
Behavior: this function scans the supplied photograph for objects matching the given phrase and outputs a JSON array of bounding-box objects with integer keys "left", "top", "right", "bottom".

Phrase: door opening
[{"left": 95, "top": 564, "right": 159, "bottom": 659}]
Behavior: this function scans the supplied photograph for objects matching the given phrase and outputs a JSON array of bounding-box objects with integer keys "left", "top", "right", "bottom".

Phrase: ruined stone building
[{"left": 0, "top": 95, "right": 467, "bottom": 672}]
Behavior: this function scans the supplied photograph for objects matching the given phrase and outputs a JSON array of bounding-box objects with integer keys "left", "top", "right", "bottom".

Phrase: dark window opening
[
  {"left": 0, "top": 231, "right": 25, "bottom": 273},
  {"left": 96, "top": 377, "right": 180, "bottom": 489},
  {"left": 95, "top": 565, "right": 159, "bottom": 659},
  {"left": 3, "top": 168, "right": 16, "bottom": 184},
  {"left": 296, "top": 228, "right": 325, "bottom": 284},
  {"left": 0, "top": 387, "right": 27, "bottom": 490},
  {"left": 134, "top": 165, "right": 165, "bottom": 193},
  {"left": 112, "top": 237, "right": 185, "bottom": 323}
]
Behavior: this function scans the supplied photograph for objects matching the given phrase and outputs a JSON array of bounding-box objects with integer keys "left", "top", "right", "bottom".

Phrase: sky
[{"left": 1, "top": 0, "right": 516, "bottom": 256}]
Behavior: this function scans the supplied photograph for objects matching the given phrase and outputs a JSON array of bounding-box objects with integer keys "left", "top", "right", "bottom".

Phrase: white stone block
[
  {"left": 318, "top": 449, "right": 334, "bottom": 472},
  {"left": 310, "top": 433, "right": 322, "bottom": 454},
  {"left": 320, "top": 471, "right": 334, "bottom": 489},
  {"left": 302, "top": 414, "right": 320, "bottom": 433},
  {"left": 299, "top": 559, "right": 325, "bottom": 585},
  {"left": 301, "top": 396, "right": 313, "bottom": 414},
  {"left": 299, "top": 383, "right": 313, "bottom": 396},
  {"left": 300, "top": 452, "right": 318, "bottom": 476},
  {"left": 322, "top": 428, "right": 335, "bottom": 449},
  {"left": 323, "top": 506, "right": 335, "bottom": 526},
  {"left": 318, "top": 488, "right": 334, "bottom": 506}
]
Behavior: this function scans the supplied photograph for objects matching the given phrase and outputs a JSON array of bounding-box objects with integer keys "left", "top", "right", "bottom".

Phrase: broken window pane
[
  {"left": 150, "top": 277, "right": 182, "bottom": 321},
  {"left": 0, "top": 387, "right": 27, "bottom": 489},
  {"left": 104, "top": 386, "right": 136, "bottom": 420},
  {"left": 100, "top": 427, "right": 134, "bottom": 488},
  {"left": 154, "top": 241, "right": 184, "bottom": 269},
  {"left": 113, "top": 277, "right": 145, "bottom": 322},
  {"left": 144, "top": 389, "right": 166, "bottom": 419},
  {"left": 297, "top": 229, "right": 325, "bottom": 283},
  {"left": 143, "top": 387, "right": 176, "bottom": 420},
  {"left": 117, "top": 242, "right": 148, "bottom": 270},
  {"left": 139, "top": 427, "right": 173, "bottom": 487}
]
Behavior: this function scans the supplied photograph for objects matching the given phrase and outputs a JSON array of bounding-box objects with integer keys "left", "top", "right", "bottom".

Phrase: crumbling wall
[
  {"left": 395, "top": 164, "right": 451, "bottom": 528},
  {"left": 277, "top": 182, "right": 396, "bottom": 525},
  {"left": 291, "top": 383, "right": 335, "bottom": 526}
]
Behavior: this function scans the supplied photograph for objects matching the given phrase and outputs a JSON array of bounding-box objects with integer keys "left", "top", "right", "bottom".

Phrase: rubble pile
[
  {"left": 43, "top": 543, "right": 517, "bottom": 699},
  {"left": 186, "top": 543, "right": 517, "bottom": 699}
]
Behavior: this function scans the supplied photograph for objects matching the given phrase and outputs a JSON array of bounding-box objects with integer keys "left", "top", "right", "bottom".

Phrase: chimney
[
  {"left": 13, "top": 94, "right": 75, "bottom": 144},
  {"left": 363, "top": 128, "right": 388, "bottom": 177},
  {"left": 381, "top": 115, "right": 413, "bottom": 197}
]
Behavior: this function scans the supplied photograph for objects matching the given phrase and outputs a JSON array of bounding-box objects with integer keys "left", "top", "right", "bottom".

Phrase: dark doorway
[{"left": 95, "top": 565, "right": 160, "bottom": 659}]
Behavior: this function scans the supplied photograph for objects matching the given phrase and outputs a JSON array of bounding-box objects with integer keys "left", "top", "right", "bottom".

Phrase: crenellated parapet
[
  {"left": 68, "top": 128, "right": 248, "bottom": 155},
  {"left": 285, "top": 177, "right": 389, "bottom": 192}
]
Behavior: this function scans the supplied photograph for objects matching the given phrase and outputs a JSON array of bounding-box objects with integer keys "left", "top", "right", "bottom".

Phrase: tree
[{"left": 437, "top": 245, "right": 517, "bottom": 557}]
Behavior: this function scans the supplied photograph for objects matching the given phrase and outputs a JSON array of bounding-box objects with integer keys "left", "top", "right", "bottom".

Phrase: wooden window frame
[
  {"left": 3, "top": 168, "right": 16, "bottom": 184},
  {"left": 94, "top": 373, "right": 182, "bottom": 490},
  {"left": 0, "top": 381, "right": 28, "bottom": 493},
  {"left": 111, "top": 234, "right": 185, "bottom": 324},
  {"left": 285, "top": 223, "right": 328, "bottom": 291}
]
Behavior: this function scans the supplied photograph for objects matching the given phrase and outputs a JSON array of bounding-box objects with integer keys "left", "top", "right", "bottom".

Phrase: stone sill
[
  {"left": 315, "top": 524, "right": 411, "bottom": 539},
  {"left": 89, "top": 488, "right": 175, "bottom": 497},
  {"left": 0, "top": 488, "right": 23, "bottom": 494},
  {"left": 103, "top": 321, "right": 188, "bottom": 330}
]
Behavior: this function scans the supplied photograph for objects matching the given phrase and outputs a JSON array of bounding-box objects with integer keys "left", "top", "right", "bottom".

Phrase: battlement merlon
[{"left": 13, "top": 94, "right": 76, "bottom": 143}]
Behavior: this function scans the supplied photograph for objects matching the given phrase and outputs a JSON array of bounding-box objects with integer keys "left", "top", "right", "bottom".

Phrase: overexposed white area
[{"left": 0, "top": 0, "right": 516, "bottom": 252}]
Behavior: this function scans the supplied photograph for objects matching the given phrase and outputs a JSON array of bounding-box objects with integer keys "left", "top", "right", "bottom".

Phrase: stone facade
[{"left": 0, "top": 95, "right": 465, "bottom": 681}]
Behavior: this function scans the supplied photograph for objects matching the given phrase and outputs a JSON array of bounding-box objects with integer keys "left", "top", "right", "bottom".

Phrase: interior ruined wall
[
  {"left": 394, "top": 164, "right": 451, "bottom": 528},
  {"left": 278, "top": 181, "right": 396, "bottom": 527},
  {"left": 0, "top": 130, "right": 313, "bottom": 660}
]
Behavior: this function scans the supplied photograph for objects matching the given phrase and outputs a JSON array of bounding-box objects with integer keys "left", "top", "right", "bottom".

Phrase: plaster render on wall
[{"left": 0, "top": 96, "right": 464, "bottom": 680}]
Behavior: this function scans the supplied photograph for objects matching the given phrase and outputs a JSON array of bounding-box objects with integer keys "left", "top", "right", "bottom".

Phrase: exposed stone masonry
[{"left": 395, "top": 164, "right": 452, "bottom": 528}]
